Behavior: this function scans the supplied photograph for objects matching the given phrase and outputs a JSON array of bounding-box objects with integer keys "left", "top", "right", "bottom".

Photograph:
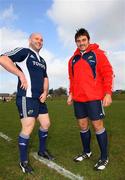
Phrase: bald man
[{"left": 0, "top": 33, "right": 54, "bottom": 173}]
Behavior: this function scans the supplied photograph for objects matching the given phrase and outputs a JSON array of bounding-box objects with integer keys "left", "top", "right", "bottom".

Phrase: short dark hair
[{"left": 75, "top": 28, "right": 90, "bottom": 41}]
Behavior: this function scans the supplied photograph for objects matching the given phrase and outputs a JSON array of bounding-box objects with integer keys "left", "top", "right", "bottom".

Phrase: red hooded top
[{"left": 68, "top": 43, "right": 114, "bottom": 102}]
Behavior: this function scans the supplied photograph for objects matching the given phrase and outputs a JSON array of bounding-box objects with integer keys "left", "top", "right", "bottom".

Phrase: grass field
[{"left": 0, "top": 97, "right": 125, "bottom": 180}]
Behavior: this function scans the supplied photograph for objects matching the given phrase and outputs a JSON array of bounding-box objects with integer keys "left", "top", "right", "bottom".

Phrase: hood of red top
[{"left": 74, "top": 43, "right": 99, "bottom": 55}]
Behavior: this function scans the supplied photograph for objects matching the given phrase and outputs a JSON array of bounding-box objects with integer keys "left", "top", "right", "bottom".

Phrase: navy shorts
[
  {"left": 73, "top": 100, "right": 105, "bottom": 120},
  {"left": 16, "top": 96, "right": 48, "bottom": 119}
]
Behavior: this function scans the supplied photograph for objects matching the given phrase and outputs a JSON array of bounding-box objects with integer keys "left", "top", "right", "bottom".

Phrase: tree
[
  {"left": 53, "top": 87, "right": 67, "bottom": 96},
  {"left": 49, "top": 88, "right": 54, "bottom": 95}
]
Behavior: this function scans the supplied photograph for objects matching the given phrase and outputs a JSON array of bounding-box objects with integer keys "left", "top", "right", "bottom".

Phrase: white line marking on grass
[
  {"left": 0, "top": 132, "right": 12, "bottom": 141},
  {"left": 0, "top": 132, "right": 84, "bottom": 180},
  {"left": 32, "top": 152, "right": 84, "bottom": 180}
]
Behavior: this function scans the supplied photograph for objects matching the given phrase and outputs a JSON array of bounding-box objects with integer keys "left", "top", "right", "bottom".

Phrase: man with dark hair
[
  {"left": 67, "top": 28, "right": 114, "bottom": 170},
  {"left": 0, "top": 33, "right": 54, "bottom": 174},
  {"left": 75, "top": 28, "right": 90, "bottom": 41}
]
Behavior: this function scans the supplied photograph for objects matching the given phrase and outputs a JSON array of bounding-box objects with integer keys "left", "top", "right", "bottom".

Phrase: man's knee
[
  {"left": 78, "top": 118, "right": 89, "bottom": 130},
  {"left": 21, "top": 125, "right": 34, "bottom": 136},
  {"left": 21, "top": 117, "right": 35, "bottom": 136},
  {"left": 38, "top": 114, "right": 51, "bottom": 130},
  {"left": 41, "top": 120, "right": 51, "bottom": 130},
  {"left": 92, "top": 120, "right": 104, "bottom": 132}
]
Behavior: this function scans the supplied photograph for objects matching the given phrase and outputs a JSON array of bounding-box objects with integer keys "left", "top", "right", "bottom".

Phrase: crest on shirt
[
  {"left": 88, "top": 55, "right": 93, "bottom": 60},
  {"left": 28, "top": 110, "right": 34, "bottom": 115}
]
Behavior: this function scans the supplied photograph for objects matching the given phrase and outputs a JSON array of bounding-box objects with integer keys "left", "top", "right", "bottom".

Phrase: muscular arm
[
  {"left": 0, "top": 55, "right": 28, "bottom": 89},
  {"left": 39, "top": 77, "right": 49, "bottom": 103},
  {"left": 43, "top": 77, "right": 49, "bottom": 94},
  {"left": 0, "top": 55, "right": 21, "bottom": 76}
]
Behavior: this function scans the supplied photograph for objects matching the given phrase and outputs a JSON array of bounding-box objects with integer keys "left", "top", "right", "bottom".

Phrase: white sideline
[
  {"left": 0, "top": 132, "right": 12, "bottom": 141},
  {"left": 0, "top": 132, "right": 84, "bottom": 180},
  {"left": 32, "top": 152, "right": 83, "bottom": 180}
]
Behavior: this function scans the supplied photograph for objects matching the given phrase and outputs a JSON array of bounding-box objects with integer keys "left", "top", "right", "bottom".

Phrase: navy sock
[
  {"left": 18, "top": 133, "right": 29, "bottom": 162},
  {"left": 80, "top": 129, "right": 91, "bottom": 153},
  {"left": 96, "top": 128, "right": 108, "bottom": 160},
  {"left": 38, "top": 127, "right": 48, "bottom": 153}
]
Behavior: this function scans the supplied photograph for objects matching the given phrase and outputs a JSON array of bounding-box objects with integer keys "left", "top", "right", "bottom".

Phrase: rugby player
[
  {"left": 67, "top": 28, "right": 114, "bottom": 170},
  {"left": 0, "top": 33, "right": 54, "bottom": 173}
]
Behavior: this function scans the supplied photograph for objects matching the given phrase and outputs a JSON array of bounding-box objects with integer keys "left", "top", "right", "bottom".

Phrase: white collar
[
  {"left": 80, "top": 50, "right": 86, "bottom": 55},
  {"left": 29, "top": 47, "right": 41, "bottom": 62},
  {"left": 29, "top": 47, "right": 39, "bottom": 55}
]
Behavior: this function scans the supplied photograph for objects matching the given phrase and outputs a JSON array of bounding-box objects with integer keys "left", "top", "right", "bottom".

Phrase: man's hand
[
  {"left": 67, "top": 93, "right": 73, "bottom": 105},
  {"left": 19, "top": 72, "right": 28, "bottom": 90},
  {"left": 39, "top": 91, "right": 47, "bottom": 103},
  {"left": 102, "top": 94, "right": 112, "bottom": 107}
]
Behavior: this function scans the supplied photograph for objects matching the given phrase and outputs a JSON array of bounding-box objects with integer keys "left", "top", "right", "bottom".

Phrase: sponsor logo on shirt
[{"left": 32, "top": 61, "right": 45, "bottom": 69}]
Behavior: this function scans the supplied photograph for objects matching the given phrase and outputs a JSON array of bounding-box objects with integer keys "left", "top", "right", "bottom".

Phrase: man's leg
[
  {"left": 73, "top": 101, "right": 92, "bottom": 162},
  {"left": 92, "top": 120, "right": 108, "bottom": 161},
  {"left": 37, "top": 113, "right": 50, "bottom": 153},
  {"left": 37, "top": 113, "right": 54, "bottom": 160},
  {"left": 19, "top": 117, "right": 35, "bottom": 162},
  {"left": 73, "top": 118, "right": 92, "bottom": 162},
  {"left": 78, "top": 118, "right": 91, "bottom": 154},
  {"left": 18, "top": 117, "right": 35, "bottom": 173},
  {"left": 16, "top": 96, "right": 39, "bottom": 173},
  {"left": 87, "top": 100, "right": 108, "bottom": 170}
]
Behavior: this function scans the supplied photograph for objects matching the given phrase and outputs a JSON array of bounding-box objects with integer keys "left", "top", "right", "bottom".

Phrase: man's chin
[
  {"left": 37, "top": 46, "right": 42, "bottom": 51},
  {"left": 35, "top": 47, "right": 41, "bottom": 52},
  {"left": 79, "top": 48, "right": 86, "bottom": 51}
]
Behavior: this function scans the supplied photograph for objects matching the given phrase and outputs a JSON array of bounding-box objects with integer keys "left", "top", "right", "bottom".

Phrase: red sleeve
[
  {"left": 97, "top": 51, "right": 114, "bottom": 95},
  {"left": 68, "top": 57, "right": 74, "bottom": 94}
]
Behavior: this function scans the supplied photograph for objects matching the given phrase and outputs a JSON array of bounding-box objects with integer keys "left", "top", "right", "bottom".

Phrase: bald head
[
  {"left": 29, "top": 32, "right": 43, "bottom": 53},
  {"left": 29, "top": 33, "right": 43, "bottom": 40}
]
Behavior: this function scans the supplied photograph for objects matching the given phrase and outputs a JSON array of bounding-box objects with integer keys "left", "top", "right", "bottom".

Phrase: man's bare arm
[{"left": 0, "top": 55, "right": 28, "bottom": 89}]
